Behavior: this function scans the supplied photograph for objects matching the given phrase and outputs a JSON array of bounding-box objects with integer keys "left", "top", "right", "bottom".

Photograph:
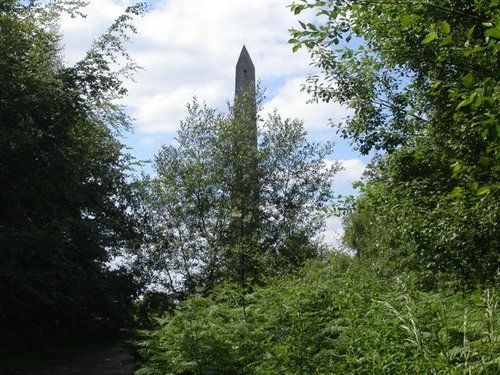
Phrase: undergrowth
[{"left": 136, "top": 254, "right": 500, "bottom": 374}]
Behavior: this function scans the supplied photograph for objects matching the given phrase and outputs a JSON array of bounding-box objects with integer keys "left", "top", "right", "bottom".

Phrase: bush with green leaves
[
  {"left": 342, "top": 158, "right": 500, "bottom": 287},
  {"left": 137, "top": 255, "right": 500, "bottom": 374}
]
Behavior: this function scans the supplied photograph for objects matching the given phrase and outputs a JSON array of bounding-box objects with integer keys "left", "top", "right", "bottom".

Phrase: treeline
[
  {"left": 0, "top": 0, "right": 338, "bottom": 356},
  {"left": 0, "top": 1, "right": 146, "bottom": 353}
]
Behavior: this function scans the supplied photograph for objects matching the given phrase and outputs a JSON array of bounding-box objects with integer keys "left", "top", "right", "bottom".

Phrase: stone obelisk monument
[
  {"left": 235, "top": 45, "right": 257, "bottom": 147},
  {"left": 231, "top": 46, "right": 259, "bottom": 284},
  {"left": 235, "top": 46, "right": 255, "bottom": 106}
]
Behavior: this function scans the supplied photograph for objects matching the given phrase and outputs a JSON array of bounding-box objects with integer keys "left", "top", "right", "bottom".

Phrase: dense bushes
[{"left": 137, "top": 255, "right": 500, "bottom": 374}]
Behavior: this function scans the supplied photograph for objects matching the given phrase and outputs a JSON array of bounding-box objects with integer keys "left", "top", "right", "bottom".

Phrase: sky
[{"left": 58, "top": 0, "right": 369, "bottom": 246}]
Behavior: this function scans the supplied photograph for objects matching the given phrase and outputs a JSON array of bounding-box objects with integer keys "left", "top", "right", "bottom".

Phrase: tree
[
  {"left": 0, "top": 0, "right": 145, "bottom": 352},
  {"left": 140, "top": 99, "right": 339, "bottom": 294},
  {"left": 290, "top": 0, "right": 499, "bottom": 286}
]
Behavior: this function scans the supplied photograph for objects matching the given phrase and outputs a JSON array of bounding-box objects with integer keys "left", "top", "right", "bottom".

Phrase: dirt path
[{"left": 6, "top": 346, "right": 135, "bottom": 375}]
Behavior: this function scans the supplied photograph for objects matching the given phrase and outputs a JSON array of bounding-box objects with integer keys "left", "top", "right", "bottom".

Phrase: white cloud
[
  {"left": 59, "top": 1, "right": 126, "bottom": 64},
  {"left": 321, "top": 158, "right": 366, "bottom": 196},
  {"left": 320, "top": 216, "right": 344, "bottom": 248},
  {"left": 263, "top": 77, "right": 352, "bottom": 130},
  {"left": 128, "top": 83, "right": 226, "bottom": 133},
  {"left": 333, "top": 158, "right": 366, "bottom": 185}
]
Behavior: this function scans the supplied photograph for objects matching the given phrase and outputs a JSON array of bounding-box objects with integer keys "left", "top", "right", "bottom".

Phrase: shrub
[{"left": 137, "top": 254, "right": 500, "bottom": 374}]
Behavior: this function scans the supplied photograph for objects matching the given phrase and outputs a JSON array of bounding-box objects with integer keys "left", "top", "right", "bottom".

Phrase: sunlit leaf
[
  {"left": 476, "top": 186, "right": 490, "bottom": 195},
  {"left": 440, "top": 21, "right": 451, "bottom": 35},
  {"left": 421, "top": 31, "right": 437, "bottom": 44},
  {"left": 461, "top": 73, "right": 473, "bottom": 88},
  {"left": 485, "top": 27, "right": 500, "bottom": 39},
  {"left": 450, "top": 187, "right": 463, "bottom": 197}
]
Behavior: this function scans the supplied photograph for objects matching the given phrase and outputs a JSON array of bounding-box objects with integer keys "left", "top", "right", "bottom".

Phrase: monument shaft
[{"left": 230, "top": 46, "right": 260, "bottom": 284}]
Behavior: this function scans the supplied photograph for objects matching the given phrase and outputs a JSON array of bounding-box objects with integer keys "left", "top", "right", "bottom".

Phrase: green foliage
[
  {"left": 140, "top": 99, "right": 339, "bottom": 293},
  {"left": 289, "top": 0, "right": 500, "bottom": 286},
  {"left": 137, "top": 256, "right": 500, "bottom": 374},
  {"left": 137, "top": 3, "right": 500, "bottom": 371},
  {"left": 134, "top": 291, "right": 180, "bottom": 330},
  {"left": 0, "top": 0, "right": 145, "bottom": 352},
  {"left": 343, "top": 159, "right": 500, "bottom": 287}
]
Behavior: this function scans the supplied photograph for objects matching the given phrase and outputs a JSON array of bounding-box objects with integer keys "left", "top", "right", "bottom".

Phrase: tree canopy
[
  {"left": 0, "top": 0, "right": 145, "bottom": 351},
  {"left": 139, "top": 98, "right": 339, "bottom": 294},
  {"left": 289, "top": 0, "right": 499, "bottom": 286}
]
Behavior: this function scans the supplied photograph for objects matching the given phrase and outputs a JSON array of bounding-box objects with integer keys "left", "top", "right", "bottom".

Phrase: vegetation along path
[{"left": 8, "top": 347, "right": 135, "bottom": 375}]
